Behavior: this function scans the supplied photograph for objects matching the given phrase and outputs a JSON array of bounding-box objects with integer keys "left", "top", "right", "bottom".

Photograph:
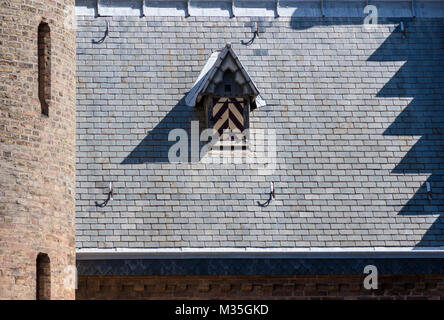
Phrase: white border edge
[{"left": 76, "top": 247, "right": 444, "bottom": 260}]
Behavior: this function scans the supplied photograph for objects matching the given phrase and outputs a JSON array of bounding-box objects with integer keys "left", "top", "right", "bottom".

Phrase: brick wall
[
  {"left": 76, "top": 274, "right": 444, "bottom": 300},
  {"left": 0, "top": 0, "right": 76, "bottom": 299}
]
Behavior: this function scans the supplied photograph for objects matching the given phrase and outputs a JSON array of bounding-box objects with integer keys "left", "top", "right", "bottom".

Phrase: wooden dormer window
[
  {"left": 204, "top": 69, "right": 251, "bottom": 150},
  {"left": 210, "top": 96, "right": 248, "bottom": 150},
  {"left": 185, "top": 44, "right": 265, "bottom": 152}
]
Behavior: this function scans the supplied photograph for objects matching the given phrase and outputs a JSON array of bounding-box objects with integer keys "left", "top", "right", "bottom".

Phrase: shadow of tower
[{"left": 368, "top": 21, "right": 444, "bottom": 246}]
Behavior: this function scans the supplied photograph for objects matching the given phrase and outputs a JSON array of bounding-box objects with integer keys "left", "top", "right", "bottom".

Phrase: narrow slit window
[
  {"left": 38, "top": 22, "right": 50, "bottom": 116},
  {"left": 36, "top": 253, "right": 51, "bottom": 300}
]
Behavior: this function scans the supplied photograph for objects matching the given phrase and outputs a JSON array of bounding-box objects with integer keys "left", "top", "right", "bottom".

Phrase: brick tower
[{"left": 0, "top": 0, "right": 76, "bottom": 299}]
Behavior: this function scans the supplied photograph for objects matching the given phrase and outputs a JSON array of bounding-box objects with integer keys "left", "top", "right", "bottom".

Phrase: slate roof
[{"left": 75, "top": 15, "right": 444, "bottom": 250}]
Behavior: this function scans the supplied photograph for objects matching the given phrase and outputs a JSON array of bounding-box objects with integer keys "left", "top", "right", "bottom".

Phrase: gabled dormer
[
  {"left": 185, "top": 43, "right": 265, "bottom": 109},
  {"left": 186, "top": 44, "right": 265, "bottom": 150}
]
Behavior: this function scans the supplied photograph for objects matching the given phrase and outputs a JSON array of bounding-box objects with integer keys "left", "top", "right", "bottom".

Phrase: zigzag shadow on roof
[{"left": 368, "top": 21, "right": 444, "bottom": 245}]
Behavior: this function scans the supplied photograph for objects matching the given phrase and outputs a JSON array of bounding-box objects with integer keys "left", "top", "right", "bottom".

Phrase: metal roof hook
[
  {"left": 270, "top": 181, "right": 275, "bottom": 201},
  {"left": 241, "top": 22, "right": 260, "bottom": 46},
  {"left": 426, "top": 181, "right": 432, "bottom": 200},
  {"left": 400, "top": 21, "right": 407, "bottom": 39},
  {"left": 95, "top": 181, "right": 114, "bottom": 207},
  {"left": 92, "top": 19, "right": 110, "bottom": 44},
  {"left": 257, "top": 182, "right": 276, "bottom": 207},
  {"left": 109, "top": 181, "right": 114, "bottom": 201}
]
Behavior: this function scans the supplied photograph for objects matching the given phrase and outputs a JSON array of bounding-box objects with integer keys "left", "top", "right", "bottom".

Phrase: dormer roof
[{"left": 185, "top": 44, "right": 266, "bottom": 109}]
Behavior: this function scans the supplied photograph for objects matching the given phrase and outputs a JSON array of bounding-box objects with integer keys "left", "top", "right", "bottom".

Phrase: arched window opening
[
  {"left": 36, "top": 253, "right": 51, "bottom": 300},
  {"left": 38, "top": 22, "right": 51, "bottom": 116}
]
